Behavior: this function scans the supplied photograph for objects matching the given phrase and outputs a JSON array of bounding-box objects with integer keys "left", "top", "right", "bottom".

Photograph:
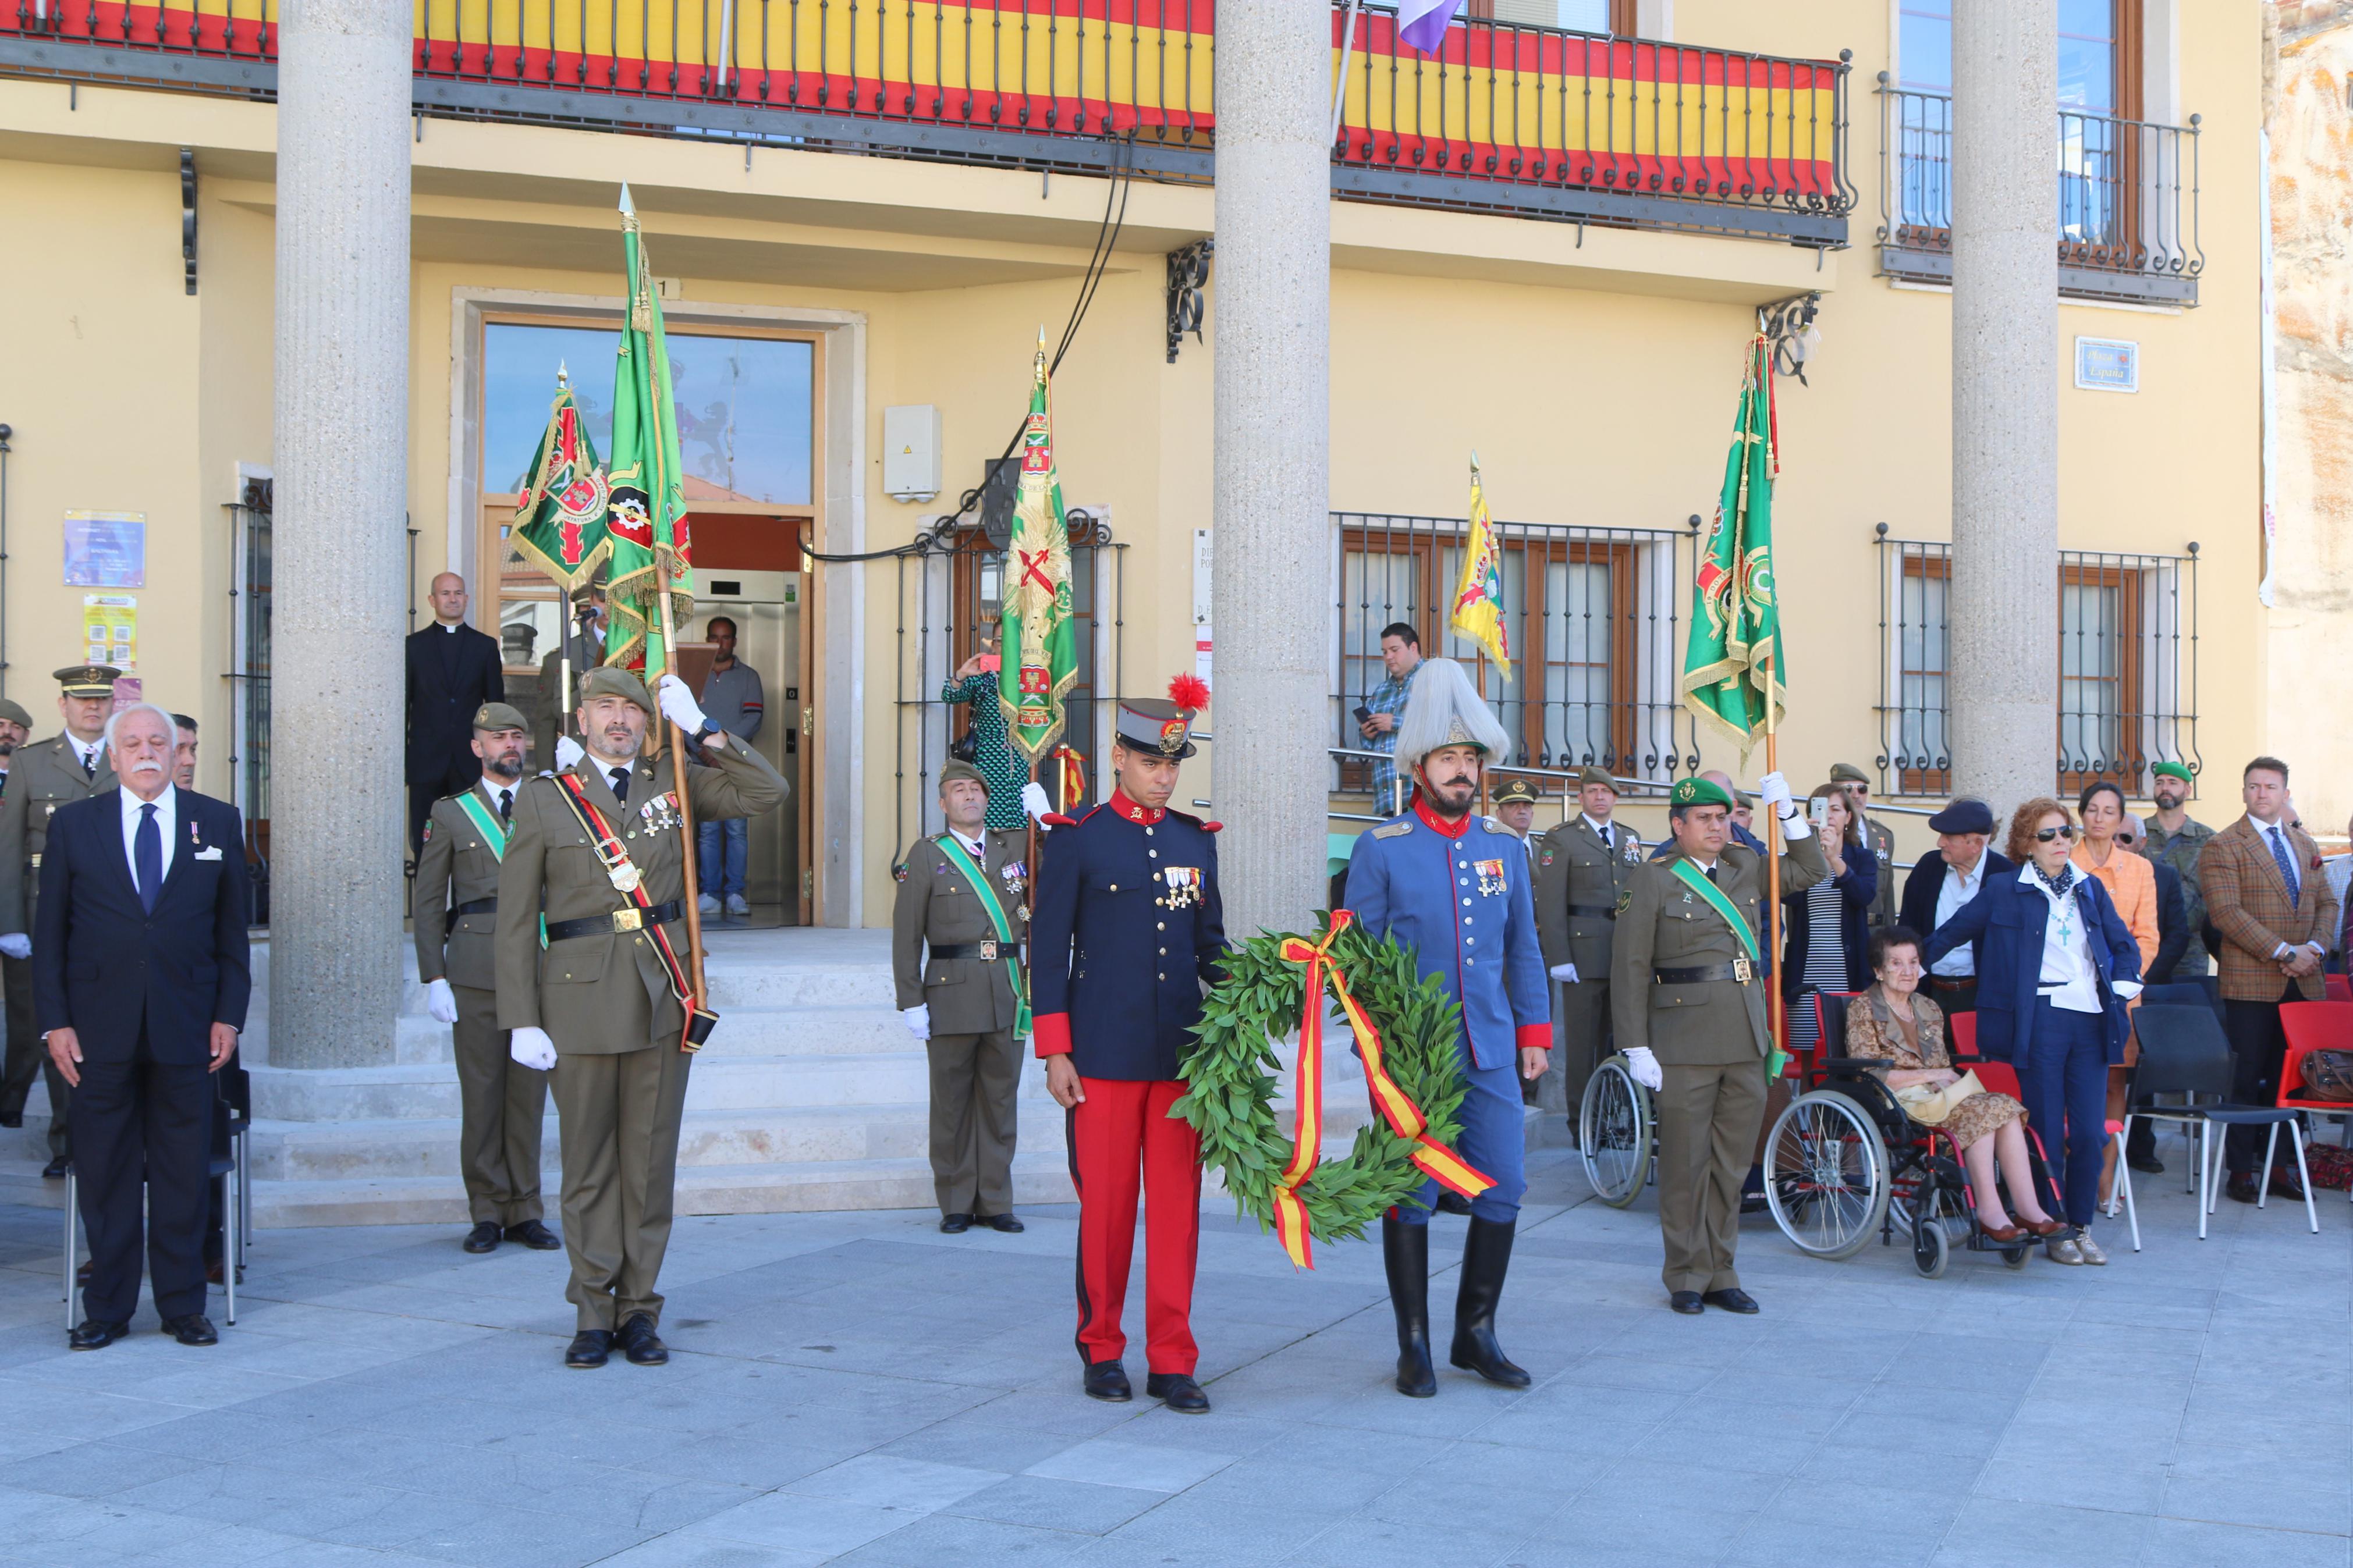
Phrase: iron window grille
[{"left": 1873, "top": 529, "right": 2199, "bottom": 798}]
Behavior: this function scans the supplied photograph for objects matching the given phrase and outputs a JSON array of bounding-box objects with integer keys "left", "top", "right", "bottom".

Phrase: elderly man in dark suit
[
  {"left": 36, "top": 703, "right": 250, "bottom": 1349},
  {"left": 1895, "top": 798, "right": 2014, "bottom": 1018},
  {"left": 407, "top": 571, "right": 506, "bottom": 854}
]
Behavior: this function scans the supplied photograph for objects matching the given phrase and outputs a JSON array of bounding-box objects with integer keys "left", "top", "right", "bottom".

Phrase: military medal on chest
[
  {"left": 1156, "top": 865, "right": 1203, "bottom": 910},
  {"left": 1472, "top": 858, "right": 1508, "bottom": 896},
  {"left": 999, "top": 858, "right": 1029, "bottom": 902}
]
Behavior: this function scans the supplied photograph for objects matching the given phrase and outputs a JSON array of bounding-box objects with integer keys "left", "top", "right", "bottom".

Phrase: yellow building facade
[{"left": 0, "top": 0, "right": 2284, "bottom": 929}]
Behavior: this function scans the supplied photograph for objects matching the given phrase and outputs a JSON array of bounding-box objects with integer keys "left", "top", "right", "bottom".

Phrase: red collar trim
[
  {"left": 1414, "top": 798, "right": 1472, "bottom": 840},
  {"left": 1110, "top": 790, "right": 1164, "bottom": 826}
]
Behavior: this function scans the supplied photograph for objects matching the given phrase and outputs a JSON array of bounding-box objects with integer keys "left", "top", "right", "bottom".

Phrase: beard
[{"left": 483, "top": 756, "right": 524, "bottom": 783}]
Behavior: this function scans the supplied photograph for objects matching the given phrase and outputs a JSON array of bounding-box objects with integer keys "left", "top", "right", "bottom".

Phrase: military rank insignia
[
  {"left": 1474, "top": 858, "right": 1508, "bottom": 895},
  {"left": 1156, "top": 866, "right": 1204, "bottom": 909}
]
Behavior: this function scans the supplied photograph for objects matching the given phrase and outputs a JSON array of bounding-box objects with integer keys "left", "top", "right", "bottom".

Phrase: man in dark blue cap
[{"left": 1895, "top": 797, "right": 2011, "bottom": 1018}]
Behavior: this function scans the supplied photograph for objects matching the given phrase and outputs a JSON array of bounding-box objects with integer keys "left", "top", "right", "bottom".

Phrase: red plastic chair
[
  {"left": 2279, "top": 1004, "right": 2353, "bottom": 1210},
  {"left": 1949, "top": 1011, "right": 1979, "bottom": 1064},
  {"left": 2325, "top": 974, "right": 2350, "bottom": 1004}
]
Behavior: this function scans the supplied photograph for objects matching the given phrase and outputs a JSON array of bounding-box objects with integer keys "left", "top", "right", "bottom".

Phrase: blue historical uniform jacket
[
  {"left": 1346, "top": 800, "right": 1551, "bottom": 1071},
  {"left": 1030, "top": 790, "right": 1228, "bottom": 1081}
]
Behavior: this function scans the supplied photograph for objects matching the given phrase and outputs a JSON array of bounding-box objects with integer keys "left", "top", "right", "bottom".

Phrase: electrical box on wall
[{"left": 883, "top": 405, "right": 943, "bottom": 502}]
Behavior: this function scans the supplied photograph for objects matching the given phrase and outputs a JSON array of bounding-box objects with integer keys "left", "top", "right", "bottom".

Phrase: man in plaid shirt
[{"left": 1360, "top": 623, "right": 1423, "bottom": 815}]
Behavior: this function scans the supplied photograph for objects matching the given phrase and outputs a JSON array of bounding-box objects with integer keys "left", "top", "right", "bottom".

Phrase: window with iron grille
[
  {"left": 1332, "top": 512, "right": 1694, "bottom": 794},
  {"left": 1874, "top": 532, "right": 2198, "bottom": 797}
]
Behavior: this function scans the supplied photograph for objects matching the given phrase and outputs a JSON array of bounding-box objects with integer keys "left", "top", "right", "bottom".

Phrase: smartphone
[
  {"left": 977, "top": 654, "right": 1002, "bottom": 673},
  {"left": 1808, "top": 795, "right": 1830, "bottom": 830},
  {"left": 1353, "top": 705, "right": 1372, "bottom": 724}
]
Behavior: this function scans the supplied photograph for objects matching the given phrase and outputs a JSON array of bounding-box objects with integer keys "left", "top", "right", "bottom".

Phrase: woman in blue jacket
[{"left": 1925, "top": 795, "right": 2142, "bottom": 1265}]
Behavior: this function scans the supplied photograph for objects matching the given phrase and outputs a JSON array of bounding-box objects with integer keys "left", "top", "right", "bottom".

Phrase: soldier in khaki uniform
[
  {"left": 1832, "top": 762, "right": 1897, "bottom": 931},
  {"left": 892, "top": 760, "right": 1031, "bottom": 1234},
  {"left": 415, "top": 702, "right": 558, "bottom": 1256},
  {"left": 1534, "top": 766, "right": 1645, "bottom": 1118},
  {"left": 0, "top": 666, "right": 124, "bottom": 1175},
  {"left": 496, "top": 665, "right": 786, "bottom": 1369},
  {"left": 0, "top": 697, "right": 45, "bottom": 1139},
  {"left": 1613, "top": 773, "right": 1826, "bottom": 1315}
]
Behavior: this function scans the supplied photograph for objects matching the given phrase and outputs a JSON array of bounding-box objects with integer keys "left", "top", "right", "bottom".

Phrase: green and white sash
[
  {"left": 1667, "top": 858, "right": 1786, "bottom": 1076},
  {"left": 452, "top": 788, "right": 509, "bottom": 860},
  {"left": 935, "top": 835, "right": 1031, "bottom": 1039}
]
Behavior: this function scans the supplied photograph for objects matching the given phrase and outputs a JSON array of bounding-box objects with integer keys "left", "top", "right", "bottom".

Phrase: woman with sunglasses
[{"left": 1924, "top": 798, "right": 2144, "bottom": 1264}]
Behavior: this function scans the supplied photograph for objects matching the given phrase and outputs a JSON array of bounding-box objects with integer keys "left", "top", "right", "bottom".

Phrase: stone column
[
  {"left": 1949, "top": 1, "right": 2059, "bottom": 814},
  {"left": 1210, "top": 1, "right": 1330, "bottom": 942},
  {"left": 268, "top": 0, "right": 411, "bottom": 1067}
]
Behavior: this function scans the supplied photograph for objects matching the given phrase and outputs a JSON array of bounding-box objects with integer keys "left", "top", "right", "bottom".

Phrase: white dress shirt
[
  {"left": 949, "top": 829, "right": 986, "bottom": 861},
  {"left": 120, "top": 783, "right": 178, "bottom": 897},
  {"left": 1583, "top": 814, "right": 1619, "bottom": 855},
  {"left": 69, "top": 734, "right": 105, "bottom": 774},
  {"left": 2021, "top": 865, "right": 2142, "bottom": 1013},
  {"left": 1930, "top": 852, "right": 1989, "bottom": 977}
]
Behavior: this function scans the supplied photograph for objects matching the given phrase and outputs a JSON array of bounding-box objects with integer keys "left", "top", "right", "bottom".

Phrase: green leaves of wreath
[{"left": 1173, "top": 918, "right": 1472, "bottom": 1243}]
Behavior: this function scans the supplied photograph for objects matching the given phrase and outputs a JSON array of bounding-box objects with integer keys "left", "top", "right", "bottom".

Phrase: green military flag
[
  {"left": 998, "top": 337, "right": 1078, "bottom": 763},
  {"left": 603, "top": 184, "right": 695, "bottom": 679},
  {"left": 510, "top": 369, "right": 613, "bottom": 593},
  {"left": 1681, "top": 336, "right": 1786, "bottom": 752}
]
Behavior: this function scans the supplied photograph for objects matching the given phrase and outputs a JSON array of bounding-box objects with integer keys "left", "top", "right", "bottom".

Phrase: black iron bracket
[
  {"left": 1758, "top": 290, "right": 1820, "bottom": 383},
  {"left": 180, "top": 147, "right": 198, "bottom": 294},
  {"left": 1165, "top": 239, "right": 1212, "bottom": 364}
]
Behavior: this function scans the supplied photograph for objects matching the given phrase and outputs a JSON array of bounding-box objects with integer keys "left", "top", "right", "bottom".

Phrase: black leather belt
[
  {"left": 545, "top": 901, "right": 683, "bottom": 941},
  {"left": 1928, "top": 975, "right": 1975, "bottom": 991},
  {"left": 450, "top": 898, "right": 497, "bottom": 918},
  {"left": 931, "top": 940, "right": 1022, "bottom": 961},
  {"left": 1655, "top": 960, "right": 1754, "bottom": 986},
  {"left": 1567, "top": 904, "right": 1617, "bottom": 921}
]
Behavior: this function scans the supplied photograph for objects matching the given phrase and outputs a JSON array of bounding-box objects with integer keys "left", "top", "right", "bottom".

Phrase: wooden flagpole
[
  {"left": 1762, "top": 657, "right": 1782, "bottom": 1049},
  {"left": 655, "top": 584, "right": 709, "bottom": 1013}
]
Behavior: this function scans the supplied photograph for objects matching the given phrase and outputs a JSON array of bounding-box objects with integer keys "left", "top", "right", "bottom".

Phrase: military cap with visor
[
  {"left": 54, "top": 664, "right": 120, "bottom": 698},
  {"left": 1492, "top": 777, "right": 1541, "bottom": 807}
]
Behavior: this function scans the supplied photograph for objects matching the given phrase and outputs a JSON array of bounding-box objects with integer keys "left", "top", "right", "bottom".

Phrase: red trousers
[{"left": 1068, "top": 1077, "right": 1201, "bottom": 1375}]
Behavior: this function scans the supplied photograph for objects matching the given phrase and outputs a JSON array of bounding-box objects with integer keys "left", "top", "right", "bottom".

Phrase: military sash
[
  {"left": 1667, "top": 858, "right": 1786, "bottom": 1076},
  {"left": 452, "top": 789, "right": 509, "bottom": 860},
  {"left": 934, "top": 835, "right": 1031, "bottom": 1038},
  {"left": 551, "top": 772, "right": 718, "bottom": 1053}
]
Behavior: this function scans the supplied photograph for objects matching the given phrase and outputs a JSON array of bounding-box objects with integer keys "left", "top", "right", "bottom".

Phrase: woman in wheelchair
[{"left": 1846, "top": 927, "right": 2063, "bottom": 1245}]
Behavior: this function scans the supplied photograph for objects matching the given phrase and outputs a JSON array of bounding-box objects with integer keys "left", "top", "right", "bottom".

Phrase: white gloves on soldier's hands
[
  {"left": 554, "top": 735, "right": 585, "bottom": 771},
  {"left": 1020, "top": 781, "right": 1053, "bottom": 830},
  {"left": 1755, "top": 770, "right": 1811, "bottom": 840},
  {"left": 1623, "top": 1046, "right": 1663, "bottom": 1092},
  {"left": 1549, "top": 963, "right": 1580, "bottom": 984},
  {"left": 425, "top": 978, "right": 459, "bottom": 1025},
  {"left": 1756, "top": 771, "right": 1793, "bottom": 812},
  {"left": 510, "top": 1026, "right": 558, "bottom": 1072},
  {"left": 0, "top": 934, "right": 29, "bottom": 961},
  {"left": 656, "top": 673, "right": 709, "bottom": 736},
  {"left": 900, "top": 1005, "right": 931, "bottom": 1041}
]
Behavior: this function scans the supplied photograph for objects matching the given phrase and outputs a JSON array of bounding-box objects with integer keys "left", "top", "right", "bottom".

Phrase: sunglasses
[{"left": 2033, "top": 825, "right": 2079, "bottom": 842}]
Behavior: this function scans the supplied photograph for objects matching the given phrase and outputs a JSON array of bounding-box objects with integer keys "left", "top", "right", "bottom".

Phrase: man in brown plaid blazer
[{"left": 2198, "top": 756, "right": 2339, "bottom": 1202}]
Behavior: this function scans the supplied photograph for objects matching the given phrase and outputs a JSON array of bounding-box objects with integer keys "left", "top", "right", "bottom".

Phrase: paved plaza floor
[{"left": 0, "top": 1133, "right": 2347, "bottom": 1567}]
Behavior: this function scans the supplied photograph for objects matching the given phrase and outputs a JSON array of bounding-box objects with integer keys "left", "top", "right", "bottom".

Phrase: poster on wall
[
  {"left": 62, "top": 512, "right": 147, "bottom": 588},
  {"left": 83, "top": 595, "right": 137, "bottom": 673},
  {"left": 111, "top": 677, "right": 143, "bottom": 711}
]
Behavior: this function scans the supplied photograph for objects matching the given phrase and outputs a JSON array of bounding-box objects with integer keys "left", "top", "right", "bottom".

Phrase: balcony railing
[
  {"left": 0, "top": 1, "right": 1850, "bottom": 245},
  {"left": 1876, "top": 80, "right": 2202, "bottom": 306}
]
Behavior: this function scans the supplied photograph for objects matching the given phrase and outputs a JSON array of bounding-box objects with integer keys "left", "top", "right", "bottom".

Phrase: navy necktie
[
  {"left": 134, "top": 802, "right": 160, "bottom": 915},
  {"left": 2269, "top": 824, "right": 2301, "bottom": 901},
  {"left": 498, "top": 787, "right": 513, "bottom": 823},
  {"left": 609, "top": 766, "right": 630, "bottom": 805}
]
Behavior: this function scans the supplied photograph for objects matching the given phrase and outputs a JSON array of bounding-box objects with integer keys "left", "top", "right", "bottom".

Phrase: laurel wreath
[{"left": 1174, "top": 919, "right": 1472, "bottom": 1243}]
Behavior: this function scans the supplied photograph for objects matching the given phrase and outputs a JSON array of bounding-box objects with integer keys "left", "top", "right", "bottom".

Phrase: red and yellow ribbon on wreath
[{"left": 1269, "top": 910, "right": 1494, "bottom": 1269}]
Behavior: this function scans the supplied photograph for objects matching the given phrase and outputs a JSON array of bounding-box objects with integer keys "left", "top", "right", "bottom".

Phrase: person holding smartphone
[
  {"left": 1779, "top": 784, "right": 1877, "bottom": 1054},
  {"left": 944, "top": 646, "right": 1043, "bottom": 833}
]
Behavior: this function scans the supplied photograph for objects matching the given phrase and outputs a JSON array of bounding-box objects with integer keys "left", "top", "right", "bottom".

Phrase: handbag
[
  {"left": 1894, "top": 1070, "right": 1987, "bottom": 1127},
  {"left": 2298, "top": 1050, "right": 2353, "bottom": 1103},
  {"left": 949, "top": 727, "right": 979, "bottom": 765}
]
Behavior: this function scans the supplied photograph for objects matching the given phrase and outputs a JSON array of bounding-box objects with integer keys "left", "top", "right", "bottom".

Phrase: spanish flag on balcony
[
  {"left": 1449, "top": 454, "right": 1511, "bottom": 680},
  {"left": 1681, "top": 336, "right": 1786, "bottom": 752}
]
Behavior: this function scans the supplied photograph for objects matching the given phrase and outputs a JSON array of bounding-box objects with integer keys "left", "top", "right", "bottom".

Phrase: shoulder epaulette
[
  {"left": 1372, "top": 820, "right": 1412, "bottom": 839},
  {"left": 1163, "top": 808, "right": 1221, "bottom": 833},
  {"left": 1481, "top": 817, "right": 1515, "bottom": 834}
]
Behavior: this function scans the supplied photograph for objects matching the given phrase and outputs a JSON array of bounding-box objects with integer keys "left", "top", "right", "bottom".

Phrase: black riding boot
[
  {"left": 1449, "top": 1217, "right": 1531, "bottom": 1387},
  {"left": 1382, "top": 1215, "right": 1436, "bottom": 1398}
]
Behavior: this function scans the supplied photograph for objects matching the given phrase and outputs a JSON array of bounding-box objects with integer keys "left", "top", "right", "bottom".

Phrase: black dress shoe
[
  {"left": 1083, "top": 1360, "right": 1132, "bottom": 1402},
  {"left": 1668, "top": 1291, "right": 1705, "bottom": 1315},
  {"left": 1701, "top": 1288, "right": 1760, "bottom": 1315},
  {"left": 2127, "top": 1154, "right": 2164, "bottom": 1175},
  {"left": 69, "top": 1318, "right": 130, "bottom": 1350},
  {"left": 1145, "top": 1373, "right": 1210, "bottom": 1414},
  {"left": 505, "top": 1219, "right": 561, "bottom": 1250},
  {"left": 42, "top": 1156, "right": 68, "bottom": 1180},
  {"left": 939, "top": 1213, "right": 973, "bottom": 1234},
  {"left": 2226, "top": 1172, "right": 2262, "bottom": 1205},
  {"left": 978, "top": 1212, "right": 1024, "bottom": 1233},
  {"left": 565, "top": 1329, "right": 613, "bottom": 1368},
  {"left": 2270, "top": 1166, "right": 2309, "bottom": 1202},
  {"left": 618, "top": 1313, "right": 668, "bottom": 1366},
  {"left": 462, "top": 1222, "right": 502, "bottom": 1254},
  {"left": 0, "top": 1108, "right": 22, "bottom": 1128},
  {"left": 160, "top": 1313, "right": 218, "bottom": 1346},
  {"left": 1433, "top": 1190, "right": 1473, "bottom": 1217}
]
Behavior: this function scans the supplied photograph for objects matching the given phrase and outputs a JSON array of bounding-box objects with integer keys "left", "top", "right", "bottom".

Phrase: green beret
[
  {"left": 578, "top": 665, "right": 653, "bottom": 712},
  {"left": 1575, "top": 766, "right": 1617, "bottom": 792},
  {"left": 0, "top": 699, "right": 31, "bottom": 730},
  {"left": 1670, "top": 777, "right": 1737, "bottom": 812},
  {"left": 1829, "top": 762, "right": 1871, "bottom": 785},
  {"left": 1493, "top": 777, "right": 1539, "bottom": 806},
  {"left": 2151, "top": 761, "right": 2194, "bottom": 784},
  {"left": 473, "top": 702, "right": 528, "bottom": 733},
  {"left": 937, "top": 760, "right": 988, "bottom": 792}
]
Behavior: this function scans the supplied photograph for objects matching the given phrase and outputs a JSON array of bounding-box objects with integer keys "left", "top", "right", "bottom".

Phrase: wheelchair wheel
[
  {"left": 1911, "top": 1209, "right": 1950, "bottom": 1278},
  {"left": 2001, "top": 1243, "right": 2032, "bottom": 1270},
  {"left": 1765, "top": 1090, "right": 1890, "bottom": 1260},
  {"left": 1579, "top": 1056, "right": 1652, "bottom": 1209}
]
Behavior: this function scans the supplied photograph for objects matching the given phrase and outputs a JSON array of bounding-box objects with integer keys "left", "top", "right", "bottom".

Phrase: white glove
[
  {"left": 2112, "top": 980, "right": 2143, "bottom": 1001},
  {"left": 0, "top": 933, "right": 29, "bottom": 961},
  {"left": 1623, "top": 1046, "right": 1663, "bottom": 1092},
  {"left": 1756, "top": 771, "right": 1793, "bottom": 813},
  {"left": 901, "top": 1004, "right": 931, "bottom": 1040},
  {"left": 656, "top": 673, "right": 710, "bottom": 735},
  {"left": 509, "top": 1026, "right": 558, "bottom": 1072},
  {"left": 425, "top": 977, "right": 459, "bottom": 1025},
  {"left": 554, "top": 734, "right": 585, "bottom": 771},
  {"left": 1020, "top": 781, "right": 1052, "bottom": 827},
  {"left": 1548, "top": 963, "right": 1580, "bottom": 984}
]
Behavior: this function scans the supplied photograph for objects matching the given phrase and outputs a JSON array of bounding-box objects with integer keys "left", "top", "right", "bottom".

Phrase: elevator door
[{"left": 695, "top": 570, "right": 801, "bottom": 924}]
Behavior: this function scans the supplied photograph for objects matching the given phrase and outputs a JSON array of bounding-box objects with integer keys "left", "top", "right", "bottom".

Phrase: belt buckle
[
  {"left": 613, "top": 906, "right": 644, "bottom": 933},
  {"left": 978, "top": 939, "right": 999, "bottom": 962},
  {"left": 1732, "top": 955, "right": 1753, "bottom": 985}
]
